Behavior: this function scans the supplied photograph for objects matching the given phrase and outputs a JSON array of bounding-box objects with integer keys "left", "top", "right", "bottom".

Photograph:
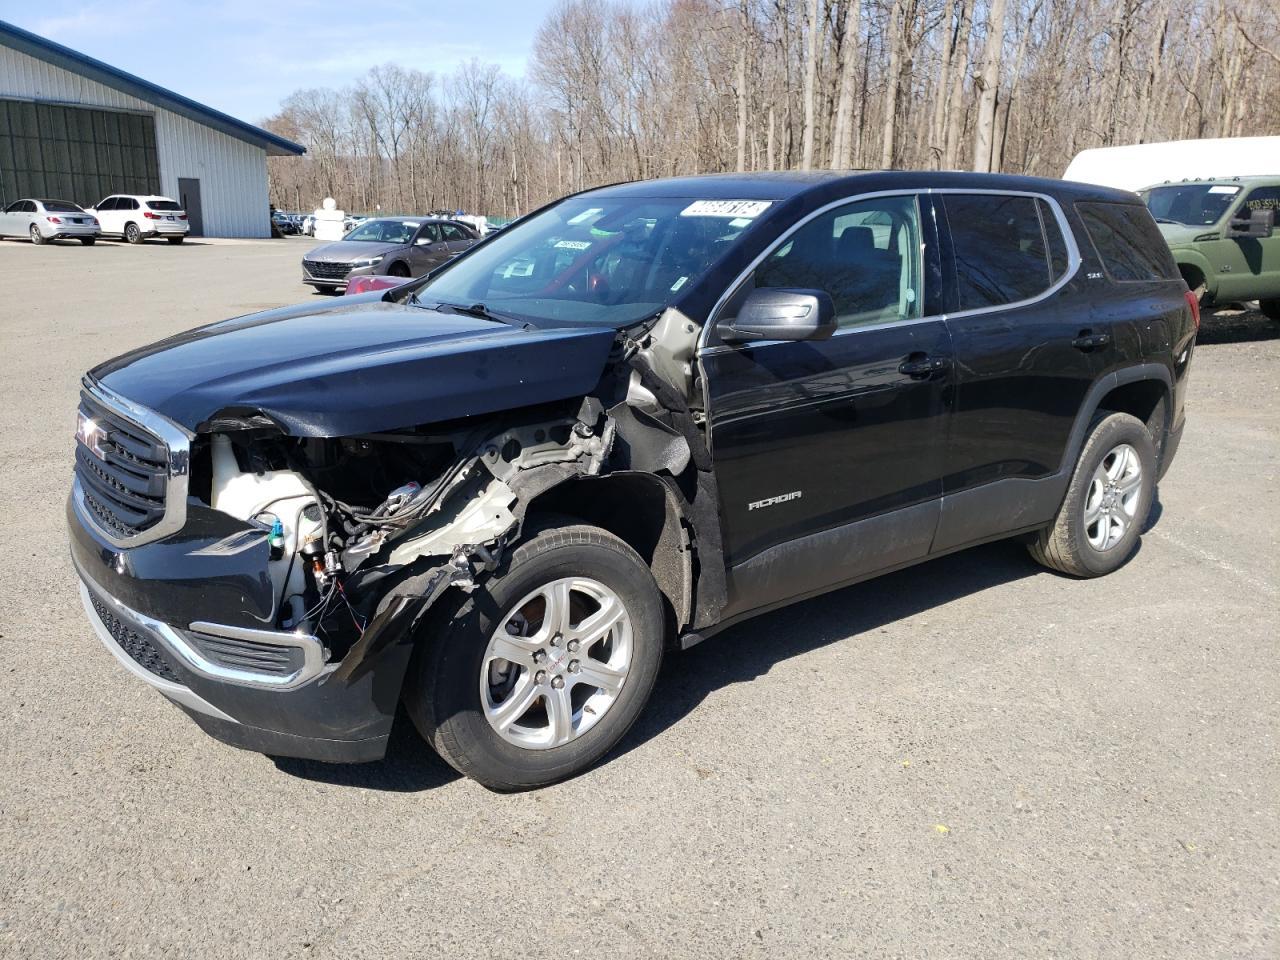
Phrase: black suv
[{"left": 69, "top": 172, "right": 1195, "bottom": 790}]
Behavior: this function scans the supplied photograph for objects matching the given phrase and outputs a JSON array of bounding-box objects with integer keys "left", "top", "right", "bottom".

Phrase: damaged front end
[{"left": 69, "top": 378, "right": 623, "bottom": 761}]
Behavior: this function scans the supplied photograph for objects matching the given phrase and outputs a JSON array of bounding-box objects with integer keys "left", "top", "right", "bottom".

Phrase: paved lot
[{"left": 1, "top": 237, "right": 1277, "bottom": 959}]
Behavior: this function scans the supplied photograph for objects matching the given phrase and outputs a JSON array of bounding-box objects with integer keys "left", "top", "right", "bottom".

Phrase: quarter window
[
  {"left": 1077, "top": 201, "right": 1179, "bottom": 282},
  {"left": 753, "top": 194, "right": 923, "bottom": 328},
  {"left": 944, "top": 194, "right": 1060, "bottom": 310}
]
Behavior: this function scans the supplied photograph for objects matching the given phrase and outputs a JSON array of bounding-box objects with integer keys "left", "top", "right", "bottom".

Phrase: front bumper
[
  {"left": 69, "top": 492, "right": 421, "bottom": 763},
  {"left": 302, "top": 262, "right": 385, "bottom": 289}
]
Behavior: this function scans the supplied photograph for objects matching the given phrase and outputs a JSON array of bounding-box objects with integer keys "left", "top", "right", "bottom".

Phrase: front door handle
[
  {"left": 898, "top": 355, "right": 951, "bottom": 378},
  {"left": 1072, "top": 331, "right": 1112, "bottom": 350}
]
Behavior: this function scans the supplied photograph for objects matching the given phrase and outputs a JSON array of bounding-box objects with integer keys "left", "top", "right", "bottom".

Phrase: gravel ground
[{"left": 1, "top": 237, "right": 1277, "bottom": 959}]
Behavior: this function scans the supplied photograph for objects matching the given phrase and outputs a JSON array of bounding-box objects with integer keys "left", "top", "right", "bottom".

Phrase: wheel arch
[
  {"left": 1059, "top": 365, "right": 1173, "bottom": 477},
  {"left": 523, "top": 471, "right": 693, "bottom": 636},
  {"left": 1174, "top": 251, "right": 1215, "bottom": 301}
]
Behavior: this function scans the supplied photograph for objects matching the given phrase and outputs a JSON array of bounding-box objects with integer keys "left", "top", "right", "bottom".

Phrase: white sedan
[{"left": 0, "top": 198, "right": 101, "bottom": 245}]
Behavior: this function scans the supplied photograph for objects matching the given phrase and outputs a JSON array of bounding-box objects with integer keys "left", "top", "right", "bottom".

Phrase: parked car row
[
  {"left": 302, "top": 216, "right": 480, "bottom": 293},
  {"left": 0, "top": 194, "right": 190, "bottom": 245}
]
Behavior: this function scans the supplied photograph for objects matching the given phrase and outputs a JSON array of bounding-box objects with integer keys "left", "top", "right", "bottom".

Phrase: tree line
[{"left": 262, "top": 0, "right": 1280, "bottom": 217}]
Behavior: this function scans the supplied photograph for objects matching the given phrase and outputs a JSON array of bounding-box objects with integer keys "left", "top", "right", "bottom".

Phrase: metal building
[{"left": 0, "top": 20, "right": 303, "bottom": 237}]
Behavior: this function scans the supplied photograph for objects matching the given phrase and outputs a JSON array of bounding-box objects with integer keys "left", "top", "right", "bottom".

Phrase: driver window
[
  {"left": 754, "top": 194, "right": 923, "bottom": 328},
  {"left": 417, "top": 223, "right": 441, "bottom": 244}
]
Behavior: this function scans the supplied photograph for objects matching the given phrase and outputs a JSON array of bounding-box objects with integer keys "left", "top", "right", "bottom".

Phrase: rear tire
[
  {"left": 79, "top": 237, "right": 96, "bottom": 246},
  {"left": 124, "top": 223, "right": 142, "bottom": 244},
  {"left": 29, "top": 225, "right": 44, "bottom": 245},
  {"left": 405, "top": 523, "right": 665, "bottom": 791},
  {"left": 167, "top": 236, "right": 184, "bottom": 245},
  {"left": 1029, "top": 412, "right": 1156, "bottom": 577},
  {"left": 1260, "top": 299, "right": 1280, "bottom": 322}
]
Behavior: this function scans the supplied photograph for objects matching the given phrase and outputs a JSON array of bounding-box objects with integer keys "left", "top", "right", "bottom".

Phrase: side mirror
[
  {"left": 718, "top": 288, "right": 837, "bottom": 343},
  {"left": 1226, "top": 207, "right": 1275, "bottom": 239}
]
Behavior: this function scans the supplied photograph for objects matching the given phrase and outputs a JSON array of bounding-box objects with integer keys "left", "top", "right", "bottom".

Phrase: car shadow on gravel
[
  {"left": 614, "top": 538, "right": 1080, "bottom": 763},
  {"left": 1196, "top": 307, "right": 1279, "bottom": 345},
  {"left": 273, "top": 499, "right": 1168, "bottom": 792},
  {"left": 272, "top": 707, "right": 460, "bottom": 792}
]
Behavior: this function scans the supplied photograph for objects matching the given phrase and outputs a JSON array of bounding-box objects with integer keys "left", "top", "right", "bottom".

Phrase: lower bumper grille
[
  {"left": 88, "top": 592, "right": 180, "bottom": 683},
  {"left": 303, "top": 259, "right": 352, "bottom": 281}
]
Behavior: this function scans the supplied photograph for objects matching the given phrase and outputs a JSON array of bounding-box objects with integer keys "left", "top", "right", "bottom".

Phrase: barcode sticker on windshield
[
  {"left": 555, "top": 240, "right": 591, "bottom": 250},
  {"left": 680, "top": 200, "right": 772, "bottom": 218},
  {"left": 1208, "top": 186, "right": 1241, "bottom": 194}
]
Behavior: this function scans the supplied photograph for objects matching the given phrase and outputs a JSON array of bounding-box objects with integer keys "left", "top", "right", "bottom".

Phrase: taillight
[
  {"left": 179, "top": 214, "right": 188, "bottom": 220},
  {"left": 1184, "top": 289, "right": 1200, "bottom": 331},
  {"left": 142, "top": 211, "right": 158, "bottom": 219},
  {"left": 46, "top": 216, "right": 62, "bottom": 224}
]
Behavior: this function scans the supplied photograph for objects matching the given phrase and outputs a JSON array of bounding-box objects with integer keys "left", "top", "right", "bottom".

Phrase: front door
[
  {"left": 1210, "top": 183, "right": 1280, "bottom": 302},
  {"left": 178, "top": 178, "right": 203, "bottom": 236},
  {"left": 701, "top": 192, "right": 952, "bottom": 618},
  {"left": 411, "top": 222, "right": 449, "bottom": 271}
]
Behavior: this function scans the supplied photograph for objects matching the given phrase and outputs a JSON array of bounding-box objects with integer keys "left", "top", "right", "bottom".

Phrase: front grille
[
  {"left": 184, "top": 630, "right": 304, "bottom": 678},
  {"left": 75, "top": 390, "right": 168, "bottom": 537},
  {"left": 303, "top": 259, "right": 352, "bottom": 281},
  {"left": 88, "top": 592, "right": 181, "bottom": 683}
]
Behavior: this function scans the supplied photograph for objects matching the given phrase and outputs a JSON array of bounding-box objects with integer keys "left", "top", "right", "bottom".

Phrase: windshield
[
  {"left": 414, "top": 196, "right": 772, "bottom": 326},
  {"left": 345, "top": 219, "right": 421, "bottom": 243},
  {"left": 1143, "top": 184, "right": 1240, "bottom": 226}
]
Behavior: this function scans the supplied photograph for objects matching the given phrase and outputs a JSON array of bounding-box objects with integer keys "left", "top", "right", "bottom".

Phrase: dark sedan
[{"left": 301, "top": 217, "right": 478, "bottom": 293}]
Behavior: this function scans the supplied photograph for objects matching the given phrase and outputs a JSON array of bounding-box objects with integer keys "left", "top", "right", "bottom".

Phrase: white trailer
[{"left": 1064, "top": 137, "right": 1280, "bottom": 192}]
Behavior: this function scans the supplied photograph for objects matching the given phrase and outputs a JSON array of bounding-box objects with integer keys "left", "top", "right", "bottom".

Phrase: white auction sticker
[
  {"left": 680, "top": 200, "right": 772, "bottom": 218},
  {"left": 567, "top": 207, "right": 603, "bottom": 225},
  {"left": 1208, "top": 185, "right": 1241, "bottom": 194},
  {"left": 554, "top": 239, "right": 591, "bottom": 250}
]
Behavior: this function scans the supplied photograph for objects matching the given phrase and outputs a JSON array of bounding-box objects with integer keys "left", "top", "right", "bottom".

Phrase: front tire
[
  {"left": 29, "top": 225, "right": 45, "bottom": 245},
  {"left": 1261, "top": 299, "right": 1280, "bottom": 322},
  {"left": 405, "top": 523, "right": 665, "bottom": 791},
  {"left": 124, "top": 223, "right": 142, "bottom": 244},
  {"left": 1029, "top": 412, "right": 1156, "bottom": 577}
]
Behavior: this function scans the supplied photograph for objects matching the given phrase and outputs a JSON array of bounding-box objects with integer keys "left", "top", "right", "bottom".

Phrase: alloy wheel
[
  {"left": 1083, "top": 442, "right": 1143, "bottom": 551},
  {"left": 480, "top": 577, "right": 632, "bottom": 750}
]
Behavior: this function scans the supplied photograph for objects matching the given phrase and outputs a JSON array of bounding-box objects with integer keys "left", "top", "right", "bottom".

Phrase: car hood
[
  {"left": 304, "top": 239, "right": 402, "bottom": 262},
  {"left": 1156, "top": 222, "right": 1216, "bottom": 247},
  {"left": 90, "top": 297, "right": 618, "bottom": 436}
]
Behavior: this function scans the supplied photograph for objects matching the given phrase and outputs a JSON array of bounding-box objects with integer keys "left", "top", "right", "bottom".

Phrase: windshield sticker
[
  {"left": 728, "top": 217, "right": 753, "bottom": 228},
  {"left": 670, "top": 276, "right": 689, "bottom": 291},
  {"left": 567, "top": 207, "right": 603, "bottom": 225},
  {"left": 680, "top": 200, "right": 772, "bottom": 219},
  {"left": 1208, "top": 186, "right": 1241, "bottom": 194},
  {"left": 554, "top": 239, "right": 591, "bottom": 250}
]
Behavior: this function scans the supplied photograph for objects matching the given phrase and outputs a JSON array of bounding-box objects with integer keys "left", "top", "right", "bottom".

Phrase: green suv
[{"left": 1141, "top": 177, "right": 1280, "bottom": 320}]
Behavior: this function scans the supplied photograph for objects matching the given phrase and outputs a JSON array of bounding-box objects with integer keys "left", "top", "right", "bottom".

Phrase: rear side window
[
  {"left": 147, "top": 200, "right": 181, "bottom": 211},
  {"left": 1077, "top": 201, "right": 1179, "bottom": 282},
  {"left": 944, "top": 194, "right": 1064, "bottom": 311}
]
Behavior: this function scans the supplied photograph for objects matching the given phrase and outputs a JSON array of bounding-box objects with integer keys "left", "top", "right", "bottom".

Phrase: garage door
[{"left": 0, "top": 99, "right": 160, "bottom": 208}]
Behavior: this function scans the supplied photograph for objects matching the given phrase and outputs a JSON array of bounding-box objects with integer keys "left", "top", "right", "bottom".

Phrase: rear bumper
[{"left": 68, "top": 492, "right": 419, "bottom": 763}]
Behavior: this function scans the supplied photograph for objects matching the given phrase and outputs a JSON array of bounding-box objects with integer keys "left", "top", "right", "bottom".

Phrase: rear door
[
  {"left": 441, "top": 222, "right": 476, "bottom": 257},
  {"left": 933, "top": 191, "right": 1101, "bottom": 551},
  {"left": 701, "top": 191, "right": 953, "bottom": 617}
]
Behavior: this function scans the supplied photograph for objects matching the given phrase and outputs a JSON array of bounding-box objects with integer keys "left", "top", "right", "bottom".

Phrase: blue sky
[{"left": 2, "top": 0, "right": 560, "bottom": 123}]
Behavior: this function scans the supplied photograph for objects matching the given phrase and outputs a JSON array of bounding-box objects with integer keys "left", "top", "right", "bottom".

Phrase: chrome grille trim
[{"left": 74, "top": 377, "right": 192, "bottom": 548}]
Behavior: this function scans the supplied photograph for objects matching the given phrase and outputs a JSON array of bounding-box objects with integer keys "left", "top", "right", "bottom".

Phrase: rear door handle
[
  {"left": 898, "top": 355, "right": 952, "bottom": 378},
  {"left": 1072, "top": 331, "right": 1111, "bottom": 350}
]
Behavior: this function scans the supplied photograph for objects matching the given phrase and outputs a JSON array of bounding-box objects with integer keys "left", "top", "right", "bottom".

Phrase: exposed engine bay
[{"left": 174, "top": 307, "right": 719, "bottom": 675}]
